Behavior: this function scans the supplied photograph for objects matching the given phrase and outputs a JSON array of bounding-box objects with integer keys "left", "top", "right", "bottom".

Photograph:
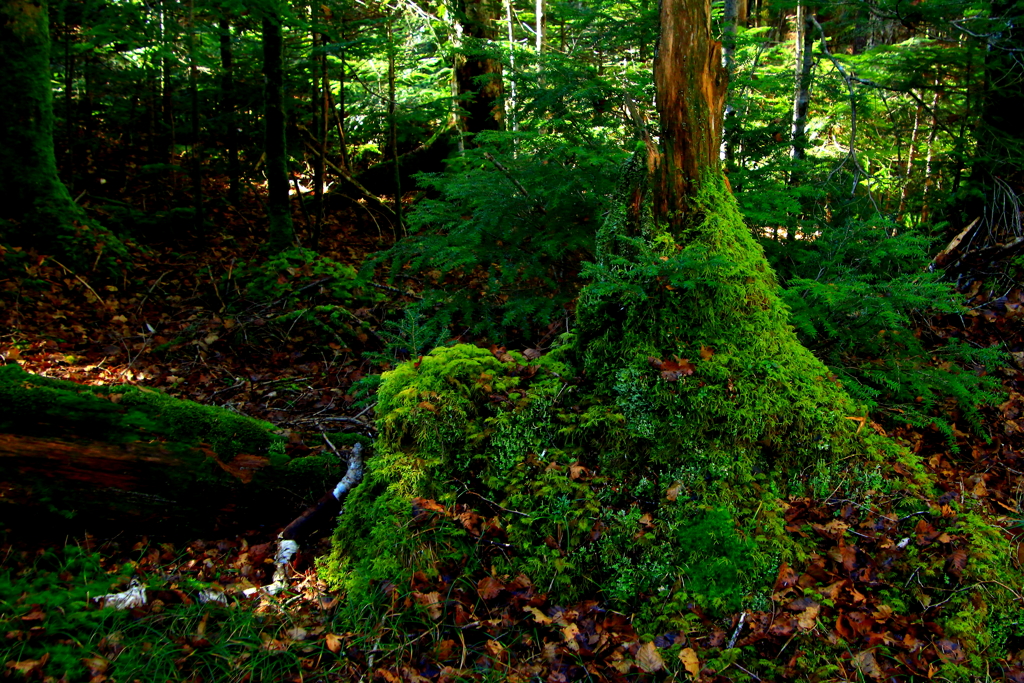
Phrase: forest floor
[{"left": 2, "top": 171, "right": 1024, "bottom": 681}]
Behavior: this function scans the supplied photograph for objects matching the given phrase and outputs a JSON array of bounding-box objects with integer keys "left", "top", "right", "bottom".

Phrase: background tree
[{"left": 0, "top": 0, "right": 125, "bottom": 266}]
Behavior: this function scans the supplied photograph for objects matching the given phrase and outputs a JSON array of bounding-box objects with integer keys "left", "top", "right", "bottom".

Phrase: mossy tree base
[
  {"left": 323, "top": 165, "right": 1023, "bottom": 675},
  {"left": 0, "top": 364, "right": 348, "bottom": 533}
]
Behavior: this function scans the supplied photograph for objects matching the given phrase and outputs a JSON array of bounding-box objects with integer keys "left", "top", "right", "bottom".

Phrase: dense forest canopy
[{"left": 2, "top": 0, "right": 1024, "bottom": 680}]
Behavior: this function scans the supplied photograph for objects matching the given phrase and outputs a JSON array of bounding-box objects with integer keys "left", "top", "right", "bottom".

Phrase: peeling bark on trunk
[{"left": 652, "top": 0, "right": 728, "bottom": 229}]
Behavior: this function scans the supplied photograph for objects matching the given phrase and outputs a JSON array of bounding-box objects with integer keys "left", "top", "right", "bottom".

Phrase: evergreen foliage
[
  {"left": 378, "top": 132, "right": 624, "bottom": 341},
  {"left": 766, "top": 219, "right": 1005, "bottom": 438}
]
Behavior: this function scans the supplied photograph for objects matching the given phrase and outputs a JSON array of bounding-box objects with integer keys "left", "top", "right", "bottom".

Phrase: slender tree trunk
[
  {"left": 311, "top": 19, "right": 327, "bottom": 248},
  {"left": 504, "top": 0, "right": 518, "bottom": 135},
  {"left": 720, "top": 0, "right": 740, "bottom": 162},
  {"left": 788, "top": 3, "right": 814, "bottom": 183},
  {"left": 535, "top": 0, "right": 544, "bottom": 53},
  {"left": 160, "top": 3, "right": 175, "bottom": 166},
  {"left": 387, "top": 12, "right": 404, "bottom": 236},
  {"left": 920, "top": 85, "right": 940, "bottom": 223},
  {"left": 334, "top": 10, "right": 351, "bottom": 171},
  {"left": 896, "top": 95, "right": 922, "bottom": 222},
  {"left": 62, "top": 16, "right": 74, "bottom": 170},
  {"left": 652, "top": 0, "right": 728, "bottom": 230},
  {"left": 263, "top": 12, "right": 295, "bottom": 252},
  {"left": 187, "top": 0, "right": 204, "bottom": 231},
  {"left": 219, "top": 18, "right": 241, "bottom": 205}
]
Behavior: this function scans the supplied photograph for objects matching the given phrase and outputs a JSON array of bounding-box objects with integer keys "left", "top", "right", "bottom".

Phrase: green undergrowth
[
  {"left": 226, "top": 246, "right": 380, "bottom": 352},
  {"left": 322, "top": 160, "right": 1022, "bottom": 675},
  {"left": 0, "top": 547, "right": 314, "bottom": 682},
  {"left": 764, "top": 218, "right": 1005, "bottom": 441}
]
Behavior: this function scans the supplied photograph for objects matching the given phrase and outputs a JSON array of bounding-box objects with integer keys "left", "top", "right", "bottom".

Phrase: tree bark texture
[
  {"left": 262, "top": 13, "right": 295, "bottom": 252},
  {"left": 652, "top": 0, "right": 728, "bottom": 230},
  {"left": 957, "top": 0, "right": 1024, "bottom": 226},
  {"left": 788, "top": 3, "right": 815, "bottom": 176},
  {"left": 454, "top": 0, "right": 504, "bottom": 135}
]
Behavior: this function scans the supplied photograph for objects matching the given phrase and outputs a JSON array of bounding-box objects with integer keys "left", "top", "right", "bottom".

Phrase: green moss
[
  {"left": 0, "top": 364, "right": 343, "bottom": 524},
  {"left": 325, "top": 158, "right": 1023, "bottom": 674},
  {"left": 0, "top": 363, "right": 280, "bottom": 462}
]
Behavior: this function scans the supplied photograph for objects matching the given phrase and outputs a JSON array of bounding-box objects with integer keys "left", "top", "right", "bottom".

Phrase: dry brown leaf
[
  {"left": 797, "top": 603, "right": 820, "bottom": 630},
  {"left": 678, "top": 647, "right": 700, "bottom": 677},
  {"left": 636, "top": 642, "right": 665, "bottom": 673},
  {"left": 477, "top": 576, "right": 504, "bottom": 600},
  {"left": 525, "top": 606, "right": 552, "bottom": 625},
  {"left": 562, "top": 623, "right": 580, "bottom": 652},
  {"left": 665, "top": 481, "right": 683, "bottom": 501},
  {"left": 485, "top": 639, "right": 506, "bottom": 660},
  {"left": 852, "top": 650, "right": 883, "bottom": 680},
  {"left": 413, "top": 591, "right": 442, "bottom": 620},
  {"left": 324, "top": 633, "right": 342, "bottom": 654}
]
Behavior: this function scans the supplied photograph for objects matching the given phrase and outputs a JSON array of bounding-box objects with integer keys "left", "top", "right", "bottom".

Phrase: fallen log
[{"left": 0, "top": 363, "right": 358, "bottom": 534}]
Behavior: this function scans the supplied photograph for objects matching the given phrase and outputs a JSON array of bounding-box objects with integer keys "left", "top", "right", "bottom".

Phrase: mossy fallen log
[{"left": 0, "top": 363, "right": 347, "bottom": 533}]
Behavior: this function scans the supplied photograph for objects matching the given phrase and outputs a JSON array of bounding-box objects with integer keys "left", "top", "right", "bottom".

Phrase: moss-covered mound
[{"left": 323, "top": 166, "right": 1023, "bottom": 676}]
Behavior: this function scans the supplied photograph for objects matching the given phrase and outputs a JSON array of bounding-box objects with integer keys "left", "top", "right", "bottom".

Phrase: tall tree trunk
[
  {"left": 0, "top": 0, "right": 122, "bottom": 265},
  {"left": 187, "top": 0, "right": 204, "bottom": 232},
  {"left": 504, "top": 0, "right": 518, "bottom": 134},
  {"left": 652, "top": 0, "right": 728, "bottom": 230},
  {"left": 160, "top": 2, "right": 176, "bottom": 166},
  {"left": 788, "top": 3, "right": 815, "bottom": 184},
  {"left": 920, "top": 84, "right": 940, "bottom": 223},
  {"left": 896, "top": 95, "right": 922, "bottom": 222},
  {"left": 263, "top": 11, "right": 295, "bottom": 253},
  {"left": 386, "top": 11, "right": 404, "bottom": 236},
  {"left": 453, "top": 0, "right": 504, "bottom": 136},
  {"left": 955, "top": 0, "right": 1024, "bottom": 228},
  {"left": 219, "top": 18, "right": 241, "bottom": 205},
  {"left": 311, "top": 15, "right": 327, "bottom": 248},
  {"left": 534, "top": 0, "right": 544, "bottom": 53}
]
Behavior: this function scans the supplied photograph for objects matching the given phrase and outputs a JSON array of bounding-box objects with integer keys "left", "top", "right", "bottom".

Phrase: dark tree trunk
[
  {"left": 311, "top": 17, "right": 327, "bottom": 248},
  {"left": 788, "top": 3, "right": 815, "bottom": 180},
  {"left": 652, "top": 0, "right": 728, "bottom": 230},
  {"left": 263, "top": 12, "right": 295, "bottom": 252},
  {"left": 454, "top": 0, "right": 504, "bottom": 136},
  {"left": 387, "top": 11, "right": 404, "bottom": 235},
  {"left": 187, "top": 0, "right": 204, "bottom": 231},
  {"left": 956, "top": 0, "right": 1024, "bottom": 227},
  {"left": 0, "top": 0, "right": 121, "bottom": 266},
  {"left": 219, "top": 18, "right": 241, "bottom": 205}
]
